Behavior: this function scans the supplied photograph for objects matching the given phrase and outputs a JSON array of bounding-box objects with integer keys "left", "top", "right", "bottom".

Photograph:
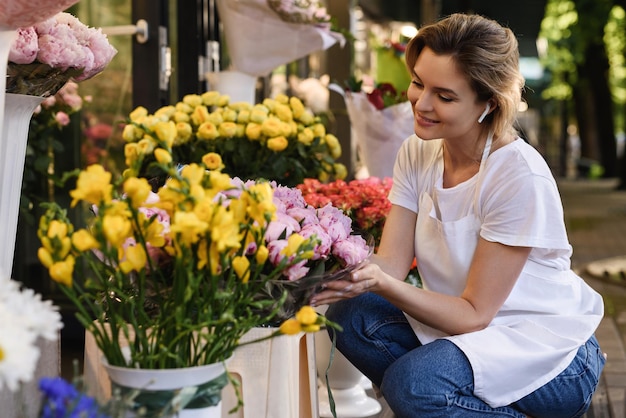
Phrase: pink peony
[
  {"left": 317, "top": 204, "right": 351, "bottom": 242},
  {"left": 283, "top": 260, "right": 310, "bottom": 281},
  {"left": 8, "top": 27, "right": 38, "bottom": 64},
  {"left": 265, "top": 211, "right": 301, "bottom": 243},
  {"left": 332, "top": 234, "right": 370, "bottom": 266},
  {"left": 299, "top": 224, "right": 332, "bottom": 260}
]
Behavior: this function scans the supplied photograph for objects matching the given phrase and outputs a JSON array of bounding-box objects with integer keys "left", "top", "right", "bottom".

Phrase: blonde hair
[{"left": 405, "top": 13, "right": 525, "bottom": 138}]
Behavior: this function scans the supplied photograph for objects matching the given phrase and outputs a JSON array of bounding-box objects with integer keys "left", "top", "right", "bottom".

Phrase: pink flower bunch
[
  {"left": 35, "top": 81, "right": 86, "bottom": 126},
  {"left": 298, "top": 177, "right": 393, "bottom": 247},
  {"left": 9, "top": 12, "right": 117, "bottom": 82},
  {"left": 228, "top": 178, "right": 372, "bottom": 282}
]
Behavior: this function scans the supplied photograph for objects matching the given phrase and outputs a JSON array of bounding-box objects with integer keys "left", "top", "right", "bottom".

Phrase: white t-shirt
[{"left": 388, "top": 135, "right": 604, "bottom": 407}]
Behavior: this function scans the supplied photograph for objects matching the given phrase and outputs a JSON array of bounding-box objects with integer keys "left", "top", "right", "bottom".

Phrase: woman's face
[{"left": 407, "top": 47, "right": 488, "bottom": 142}]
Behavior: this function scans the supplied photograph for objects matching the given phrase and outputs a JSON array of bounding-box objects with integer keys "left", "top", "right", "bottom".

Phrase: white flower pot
[{"left": 103, "top": 359, "right": 230, "bottom": 418}]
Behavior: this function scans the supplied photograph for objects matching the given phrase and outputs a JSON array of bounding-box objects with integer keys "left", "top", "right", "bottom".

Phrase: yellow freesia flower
[
  {"left": 124, "top": 177, "right": 151, "bottom": 208},
  {"left": 279, "top": 319, "right": 302, "bottom": 335},
  {"left": 171, "top": 211, "right": 209, "bottom": 246},
  {"left": 103, "top": 214, "right": 132, "bottom": 247},
  {"left": 232, "top": 255, "right": 250, "bottom": 283},
  {"left": 120, "top": 245, "right": 147, "bottom": 273},
  {"left": 295, "top": 306, "right": 318, "bottom": 325},
  {"left": 256, "top": 245, "right": 269, "bottom": 264},
  {"left": 71, "top": 229, "right": 99, "bottom": 252},
  {"left": 282, "top": 234, "right": 306, "bottom": 257},
  {"left": 69, "top": 165, "right": 113, "bottom": 207},
  {"left": 49, "top": 256, "right": 75, "bottom": 286},
  {"left": 37, "top": 247, "right": 53, "bottom": 268},
  {"left": 210, "top": 207, "right": 241, "bottom": 252}
]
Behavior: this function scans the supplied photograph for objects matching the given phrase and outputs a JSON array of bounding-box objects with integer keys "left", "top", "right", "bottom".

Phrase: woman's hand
[{"left": 310, "top": 262, "right": 388, "bottom": 306}]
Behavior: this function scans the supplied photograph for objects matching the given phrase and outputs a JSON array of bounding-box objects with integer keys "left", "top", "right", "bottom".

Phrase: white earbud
[{"left": 478, "top": 103, "right": 491, "bottom": 123}]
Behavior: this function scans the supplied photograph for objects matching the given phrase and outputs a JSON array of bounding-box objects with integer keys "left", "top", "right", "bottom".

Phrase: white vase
[
  {"left": 0, "top": 93, "right": 44, "bottom": 279},
  {"left": 102, "top": 359, "right": 230, "bottom": 418}
]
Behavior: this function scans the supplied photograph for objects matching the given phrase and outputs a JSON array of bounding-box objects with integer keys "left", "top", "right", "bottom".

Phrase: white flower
[
  {"left": 0, "top": 306, "right": 40, "bottom": 392},
  {"left": 0, "top": 279, "right": 63, "bottom": 391}
]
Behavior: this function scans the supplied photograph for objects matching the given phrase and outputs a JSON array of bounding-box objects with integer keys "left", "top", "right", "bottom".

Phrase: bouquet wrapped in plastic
[{"left": 331, "top": 80, "right": 414, "bottom": 179}]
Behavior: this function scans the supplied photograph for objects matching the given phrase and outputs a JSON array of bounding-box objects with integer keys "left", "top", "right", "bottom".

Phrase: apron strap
[{"left": 474, "top": 131, "right": 494, "bottom": 217}]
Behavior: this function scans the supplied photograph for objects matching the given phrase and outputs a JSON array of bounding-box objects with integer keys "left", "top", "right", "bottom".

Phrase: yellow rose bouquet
[
  {"left": 121, "top": 91, "right": 347, "bottom": 188},
  {"left": 36, "top": 143, "right": 338, "bottom": 372}
]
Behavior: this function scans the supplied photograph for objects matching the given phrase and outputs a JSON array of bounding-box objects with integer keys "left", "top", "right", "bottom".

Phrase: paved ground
[{"left": 559, "top": 178, "right": 626, "bottom": 418}]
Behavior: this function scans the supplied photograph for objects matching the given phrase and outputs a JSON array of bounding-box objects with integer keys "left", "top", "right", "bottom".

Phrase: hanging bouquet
[
  {"left": 122, "top": 91, "right": 347, "bottom": 187},
  {"left": 215, "top": 0, "right": 345, "bottom": 77},
  {"left": 37, "top": 140, "right": 342, "bottom": 371},
  {"left": 0, "top": 279, "right": 63, "bottom": 392},
  {"left": 7, "top": 12, "right": 118, "bottom": 97}
]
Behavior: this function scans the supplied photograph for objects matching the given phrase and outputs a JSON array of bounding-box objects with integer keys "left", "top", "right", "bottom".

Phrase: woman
[{"left": 310, "top": 13, "right": 605, "bottom": 418}]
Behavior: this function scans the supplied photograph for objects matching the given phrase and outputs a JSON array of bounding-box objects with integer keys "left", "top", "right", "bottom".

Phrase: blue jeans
[{"left": 326, "top": 293, "right": 606, "bottom": 418}]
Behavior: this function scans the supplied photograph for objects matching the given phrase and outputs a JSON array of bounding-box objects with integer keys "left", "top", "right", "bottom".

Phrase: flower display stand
[
  {"left": 221, "top": 327, "right": 318, "bottom": 418},
  {"left": 83, "top": 326, "right": 318, "bottom": 418}
]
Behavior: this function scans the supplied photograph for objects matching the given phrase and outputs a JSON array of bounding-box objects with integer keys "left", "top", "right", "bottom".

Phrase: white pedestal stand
[{"left": 315, "top": 306, "right": 381, "bottom": 418}]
